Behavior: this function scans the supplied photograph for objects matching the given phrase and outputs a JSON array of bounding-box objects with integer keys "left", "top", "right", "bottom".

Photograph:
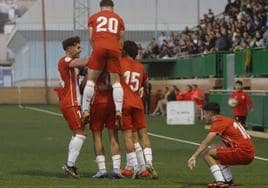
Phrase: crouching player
[
  {"left": 188, "top": 102, "right": 255, "bottom": 187},
  {"left": 55, "top": 36, "right": 88, "bottom": 178},
  {"left": 119, "top": 41, "right": 158, "bottom": 178}
]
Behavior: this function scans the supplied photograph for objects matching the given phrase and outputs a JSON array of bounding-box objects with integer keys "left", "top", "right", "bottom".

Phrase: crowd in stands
[{"left": 139, "top": 0, "right": 268, "bottom": 59}]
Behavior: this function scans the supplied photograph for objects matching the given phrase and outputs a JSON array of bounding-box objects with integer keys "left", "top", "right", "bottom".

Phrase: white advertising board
[{"left": 167, "top": 101, "right": 195, "bottom": 125}]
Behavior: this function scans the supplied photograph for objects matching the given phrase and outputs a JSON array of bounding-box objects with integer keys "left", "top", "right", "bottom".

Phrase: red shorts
[
  {"left": 88, "top": 47, "right": 121, "bottom": 73},
  {"left": 121, "top": 107, "right": 147, "bottom": 131},
  {"left": 61, "top": 106, "right": 83, "bottom": 130},
  {"left": 216, "top": 146, "right": 255, "bottom": 165},
  {"left": 90, "top": 103, "right": 115, "bottom": 131}
]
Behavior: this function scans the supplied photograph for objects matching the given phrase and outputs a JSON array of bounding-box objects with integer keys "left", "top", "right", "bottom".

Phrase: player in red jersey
[
  {"left": 188, "top": 102, "right": 255, "bottom": 188},
  {"left": 81, "top": 72, "right": 123, "bottom": 179},
  {"left": 229, "top": 80, "right": 253, "bottom": 129},
  {"left": 82, "top": 0, "right": 125, "bottom": 126},
  {"left": 55, "top": 36, "right": 88, "bottom": 178},
  {"left": 119, "top": 41, "right": 158, "bottom": 178}
]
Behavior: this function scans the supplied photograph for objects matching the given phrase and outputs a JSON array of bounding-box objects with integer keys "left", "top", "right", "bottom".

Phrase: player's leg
[
  {"left": 110, "top": 72, "right": 123, "bottom": 124},
  {"left": 108, "top": 128, "right": 124, "bottom": 178},
  {"left": 91, "top": 130, "right": 108, "bottom": 178},
  {"left": 107, "top": 50, "right": 123, "bottom": 125},
  {"left": 202, "top": 148, "right": 230, "bottom": 187},
  {"left": 120, "top": 111, "right": 139, "bottom": 177},
  {"left": 81, "top": 69, "right": 102, "bottom": 123},
  {"left": 90, "top": 104, "right": 108, "bottom": 178},
  {"left": 134, "top": 109, "right": 158, "bottom": 178},
  {"left": 132, "top": 132, "right": 146, "bottom": 171},
  {"left": 81, "top": 48, "right": 105, "bottom": 123},
  {"left": 122, "top": 129, "right": 139, "bottom": 174},
  {"left": 235, "top": 116, "right": 248, "bottom": 129},
  {"left": 62, "top": 107, "right": 86, "bottom": 178}
]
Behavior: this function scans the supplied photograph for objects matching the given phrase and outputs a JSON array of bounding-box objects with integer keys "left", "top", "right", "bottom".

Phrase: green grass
[{"left": 0, "top": 105, "right": 268, "bottom": 188}]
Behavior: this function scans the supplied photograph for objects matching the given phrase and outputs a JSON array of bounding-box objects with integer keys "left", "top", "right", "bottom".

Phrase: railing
[{"left": 141, "top": 48, "right": 268, "bottom": 79}]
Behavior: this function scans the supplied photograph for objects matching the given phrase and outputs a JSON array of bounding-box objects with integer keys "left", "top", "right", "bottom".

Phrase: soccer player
[
  {"left": 82, "top": 0, "right": 125, "bottom": 126},
  {"left": 55, "top": 36, "right": 88, "bottom": 178},
  {"left": 83, "top": 72, "right": 123, "bottom": 179},
  {"left": 119, "top": 41, "right": 158, "bottom": 178},
  {"left": 188, "top": 102, "right": 255, "bottom": 188},
  {"left": 229, "top": 80, "right": 253, "bottom": 129}
]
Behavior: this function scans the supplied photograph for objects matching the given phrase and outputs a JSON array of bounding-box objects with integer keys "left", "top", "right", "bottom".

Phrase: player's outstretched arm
[
  {"left": 69, "top": 58, "right": 88, "bottom": 68},
  {"left": 188, "top": 132, "right": 216, "bottom": 170},
  {"left": 119, "top": 31, "right": 125, "bottom": 48},
  {"left": 88, "top": 27, "right": 93, "bottom": 46}
]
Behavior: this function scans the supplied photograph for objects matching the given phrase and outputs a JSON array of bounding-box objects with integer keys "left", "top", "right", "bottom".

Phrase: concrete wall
[{"left": 0, "top": 87, "right": 58, "bottom": 104}]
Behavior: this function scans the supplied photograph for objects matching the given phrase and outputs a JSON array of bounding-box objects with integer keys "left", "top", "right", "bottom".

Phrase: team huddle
[{"left": 55, "top": 0, "right": 255, "bottom": 187}]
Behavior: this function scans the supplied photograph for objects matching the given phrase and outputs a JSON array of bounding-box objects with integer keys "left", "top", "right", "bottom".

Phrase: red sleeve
[
  {"left": 88, "top": 15, "right": 94, "bottom": 28},
  {"left": 246, "top": 93, "right": 253, "bottom": 109},
  {"left": 119, "top": 17, "right": 125, "bottom": 32}
]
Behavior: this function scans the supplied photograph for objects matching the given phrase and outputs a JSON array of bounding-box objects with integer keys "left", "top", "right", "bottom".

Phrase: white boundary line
[{"left": 20, "top": 105, "right": 268, "bottom": 162}]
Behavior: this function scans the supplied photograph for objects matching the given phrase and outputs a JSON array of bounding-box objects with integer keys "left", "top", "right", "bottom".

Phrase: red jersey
[
  {"left": 120, "top": 56, "right": 148, "bottom": 110},
  {"left": 92, "top": 72, "right": 113, "bottom": 105},
  {"left": 230, "top": 91, "right": 253, "bottom": 116},
  {"left": 176, "top": 91, "right": 193, "bottom": 101},
  {"left": 88, "top": 10, "right": 125, "bottom": 52},
  {"left": 57, "top": 57, "right": 81, "bottom": 109},
  {"left": 210, "top": 115, "right": 255, "bottom": 151}
]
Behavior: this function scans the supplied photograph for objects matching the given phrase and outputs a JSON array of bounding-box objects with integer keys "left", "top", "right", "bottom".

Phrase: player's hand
[
  {"left": 188, "top": 156, "right": 196, "bottom": 170},
  {"left": 81, "top": 111, "right": 90, "bottom": 125}
]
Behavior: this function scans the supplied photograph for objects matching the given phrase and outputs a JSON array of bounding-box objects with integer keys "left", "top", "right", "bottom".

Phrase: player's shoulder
[
  {"left": 58, "top": 56, "right": 72, "bottom": 67},
  {"left": 113, "top": 11, "right": 123, "bottom": 19},
  {"left": 212, "top": 115, "right": 233, "bottom": 125},
  {"left": 134, "top": 59, "right": 145, "bottom": 71},
  {"left": 89, "top": 11, "right": 102, "bottom": 20}
]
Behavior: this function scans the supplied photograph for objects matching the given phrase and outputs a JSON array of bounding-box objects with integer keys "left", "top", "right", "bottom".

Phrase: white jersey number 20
[{"left": 96, "top": 16, "right": 118, "bottom": 34}]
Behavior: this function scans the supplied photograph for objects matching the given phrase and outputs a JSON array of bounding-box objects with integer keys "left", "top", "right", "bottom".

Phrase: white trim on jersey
[{"left": 69, "top": 70, "right": 75, "bottom": 106}]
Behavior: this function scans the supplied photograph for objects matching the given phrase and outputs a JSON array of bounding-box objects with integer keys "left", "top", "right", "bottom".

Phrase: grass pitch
[{"left": 0, "top": 105, "right": 268, "bottom": 188}]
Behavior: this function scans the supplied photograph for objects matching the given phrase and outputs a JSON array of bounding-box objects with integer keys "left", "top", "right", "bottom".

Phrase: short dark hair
[
  {"left": 122, "top": 40, "right": 138, "bottom": 59},
  {"left": 62, "top": 36, "right": 80, "bottom": 51},
  {"left": 203, "top": 102, "right": 220, "bottom": 114},
  {"left": 100, "top": 0, "right": 114, "bottom": 7},
  {"left": 235, "top": 80, "right": 243, "bottom": 86}
]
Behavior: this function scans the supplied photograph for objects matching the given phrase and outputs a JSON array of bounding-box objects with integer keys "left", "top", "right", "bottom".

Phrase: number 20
[{"left": 96, "top": 16, "right": 118, "bottom": 34}]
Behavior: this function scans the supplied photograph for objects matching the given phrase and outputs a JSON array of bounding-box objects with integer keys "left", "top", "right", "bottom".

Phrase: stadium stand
[{"left": 140, "top": 0, "right": 268, "bottom": 59}]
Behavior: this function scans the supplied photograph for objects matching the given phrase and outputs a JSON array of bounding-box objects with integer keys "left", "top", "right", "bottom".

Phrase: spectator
[
  {"left": 151, "top": 87, "right": 170, "bottom": 116},
  {"left": 241, "top": 41, "right": 252, "bottom": 75},
  {"left": 263, "top": 29, "right": 268, "bottom": 47},
  {"left": 176, "top": 85, "right": 193, "bottom": 101},
  {"left": 140, "top": 0, "right": 267, "bottom": 59},
  {"left": 158, "top": 32, "right": 167, "bottom": 47},
  {"left": 250, "top": 31, "right": 264, "bottom": 48},
  {"left": 225, "top": 0, "right": 234, "bottom": 15},
  {"left": 167, "top": 85, "right": 180, "bottom": 101}
]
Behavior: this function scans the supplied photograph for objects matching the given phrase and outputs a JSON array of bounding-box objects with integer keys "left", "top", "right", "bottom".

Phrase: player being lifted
[
  {"left": 188, "top": 102, "right": 255, "bottom": 188},
  {"left": 82, "top": 0, "right": 125, "bottom": 126},
  {"left": 55, "top": 36, "right": 88, "bottom": 178},
  {"left": 119, "top": 40, "right": 158, "bottom": 178}
]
